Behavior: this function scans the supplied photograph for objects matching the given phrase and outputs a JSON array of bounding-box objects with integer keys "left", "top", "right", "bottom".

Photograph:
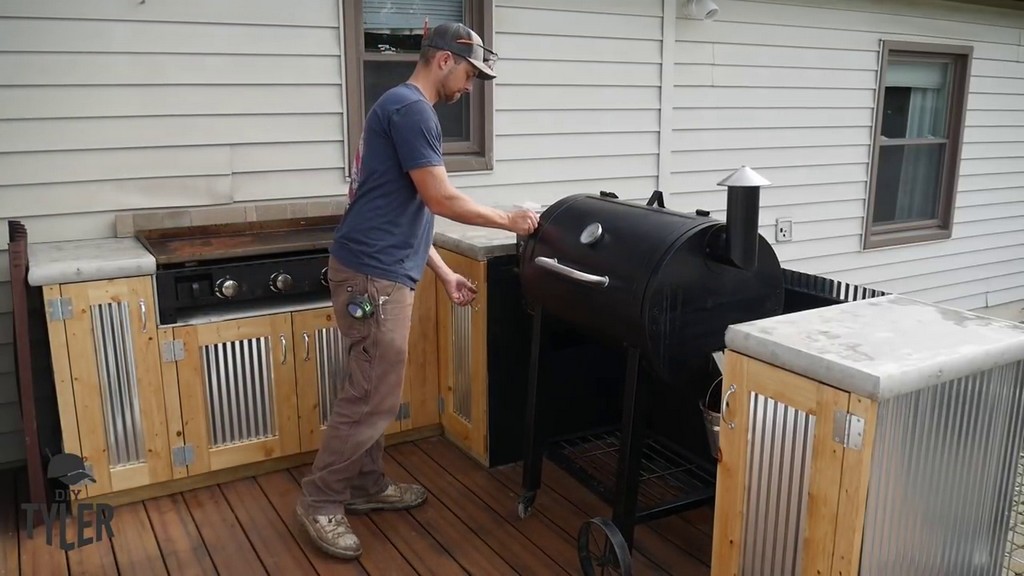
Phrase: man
[{"left": 296, "top": 21, "right": 539, "bottom": 559}]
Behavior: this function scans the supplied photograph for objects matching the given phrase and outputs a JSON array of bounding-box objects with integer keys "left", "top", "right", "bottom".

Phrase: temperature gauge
[{"left": 580, "top": 222, "right": 603, "bottom": 245}]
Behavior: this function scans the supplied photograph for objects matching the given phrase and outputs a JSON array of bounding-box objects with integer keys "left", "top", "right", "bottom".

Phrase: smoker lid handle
[{"left": 534, "top": 257, "right": 609, "bottom": 288}]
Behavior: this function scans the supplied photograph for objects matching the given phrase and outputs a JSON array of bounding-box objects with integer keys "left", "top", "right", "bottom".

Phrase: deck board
[{"left": 2, "top": 437, "right": 714, "bottom": 575}]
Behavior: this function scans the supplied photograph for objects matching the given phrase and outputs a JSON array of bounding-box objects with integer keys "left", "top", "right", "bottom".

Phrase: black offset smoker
[{"left": 516, "top": 166, "right": 786, "bottom": 574}]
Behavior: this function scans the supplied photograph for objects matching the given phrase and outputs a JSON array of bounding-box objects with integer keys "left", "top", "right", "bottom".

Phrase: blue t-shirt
[{"left": 330, "top": 82, "right": 443, "bottom": 288}]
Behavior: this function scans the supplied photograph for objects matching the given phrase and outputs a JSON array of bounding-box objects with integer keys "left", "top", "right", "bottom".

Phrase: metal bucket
[{"left": 700, "top": 376, "right": 723, "bottom": 461}]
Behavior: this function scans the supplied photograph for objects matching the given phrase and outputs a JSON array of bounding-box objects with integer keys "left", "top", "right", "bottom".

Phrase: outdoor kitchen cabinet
[
  {"left": 434, "top": 247, "right": 489, "bottom": 465},
  {"left": 42, "top": 265, "right": 445, "bottom": 498},
  {"left": 168, "top": 313, "right": 303, "bottom": 476},
  {"left": 42, "top": 275, "right": 175, "bottom": 499},
  {"left": 712, "top": 295, "right": 1024, "bottom": 576},
  {"left": 711, "top": 349, "right": 875, "bottom": 576},
  {"left": 165, "top": 270, "right": 441, "bottom": 472}
]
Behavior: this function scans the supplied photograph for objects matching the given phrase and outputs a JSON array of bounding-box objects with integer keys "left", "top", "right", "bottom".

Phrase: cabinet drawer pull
[
  {"left": 722, "top": 384, "right": 736, "bottom": 429},
  {"left": 303, "top": 331, "right": 310, "bottom": 361},
  {"left": 139, "top": 299, "right": 147, "bottom": 333},
  {"left": 280, "top": 334, "right": 287, "bottom": 365}
]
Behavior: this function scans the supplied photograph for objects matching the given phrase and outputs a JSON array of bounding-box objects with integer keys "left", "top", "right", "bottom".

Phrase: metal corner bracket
[
  {"left": 161, "top": 339, "right": 185, "bottom": 362},
  {"left": 172, "top": 444, "right": 195, "bottom": 467},
  {"left": 46, "top": 297, "right": 73, "bottom": 321},
  {"left": 833, "top": 410, "right": 865, "bottom": 450}
]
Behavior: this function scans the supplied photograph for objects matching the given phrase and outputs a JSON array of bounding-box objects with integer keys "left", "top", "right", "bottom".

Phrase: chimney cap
[{"left": 717, "top": 165, "right": 771, "bottom": 188}]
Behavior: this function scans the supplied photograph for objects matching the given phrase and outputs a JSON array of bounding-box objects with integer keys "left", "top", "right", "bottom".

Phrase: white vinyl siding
[
  {"left": 671, "top": 0, "right": 1024, "bottom": 312},
  {"left": 0, "top": 1, "right": 346, "bottom": 223},
  {"left": 449, "top": 1, "right": 664, "bottom": 206},
  {"left": 0, "top": 0, "right": 347, "bottom": 465}
]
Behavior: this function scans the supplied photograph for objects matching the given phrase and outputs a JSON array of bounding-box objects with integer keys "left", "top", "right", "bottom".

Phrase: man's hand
[
  {"left": 427, "top": 246, "right": 476, "bottom": 307},
  {"left": 506, "top": 209, "right": 539, "bottom": 236},
  {"left": 442, "top": 272, "right": 478, "bottom": 307}
]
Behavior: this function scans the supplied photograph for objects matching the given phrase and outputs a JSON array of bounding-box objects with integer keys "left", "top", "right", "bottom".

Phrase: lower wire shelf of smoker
[{"left": 546, "top": 427, "right": 717, "bottom": 523}]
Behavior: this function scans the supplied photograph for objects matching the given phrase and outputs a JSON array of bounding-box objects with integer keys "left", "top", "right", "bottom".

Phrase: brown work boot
[
  {"left": 296, "top": 505, "right": 362, "bottom": 559},
  {"left": 345, "top": 479, "right": 427, "bottom": 514}
]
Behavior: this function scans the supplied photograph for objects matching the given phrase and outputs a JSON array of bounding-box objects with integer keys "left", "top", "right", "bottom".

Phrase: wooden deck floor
[{"left": 2, "top": 436, "right": 714, "bottom": 575}]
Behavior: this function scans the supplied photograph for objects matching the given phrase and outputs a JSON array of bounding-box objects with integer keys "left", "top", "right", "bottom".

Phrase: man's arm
[
  {"left": 390, "top": 100, "right": 536, "bottom": 234},
  {"left": 426, "top": 245, "right": 454, "bottom": 283},
  {"left": 409, "top": 165, "right": 512, "bottom": 230}
]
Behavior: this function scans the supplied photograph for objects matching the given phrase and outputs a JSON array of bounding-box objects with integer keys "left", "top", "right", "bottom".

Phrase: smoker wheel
[
  {"left": 517, "top": 491, "right": 536, "bottom": 519},
  {"left": 577, "top": 517, "right": 632, "bottom": 576}
]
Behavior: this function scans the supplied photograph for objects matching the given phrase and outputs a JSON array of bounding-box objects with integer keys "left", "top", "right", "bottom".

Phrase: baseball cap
[
  {"left": 47, "top": 452, "right": 95, "bottom": 486},
  {"left": 423, "top": 22, "right": 498, "bottom": 81}
]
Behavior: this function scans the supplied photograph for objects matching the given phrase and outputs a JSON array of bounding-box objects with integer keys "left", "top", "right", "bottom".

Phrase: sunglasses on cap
[{"left": 454, "top": 38, "right": 499, "bottom": 70}]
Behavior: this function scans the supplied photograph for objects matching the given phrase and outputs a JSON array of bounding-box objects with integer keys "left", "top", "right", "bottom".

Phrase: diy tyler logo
[{"left": 21, "top": 452, "right": 115, "bottom": 550}]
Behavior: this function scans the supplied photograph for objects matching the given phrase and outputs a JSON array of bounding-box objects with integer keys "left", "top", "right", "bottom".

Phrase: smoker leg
[
  {"left": 518, "top": 307, "right": 545, "bottom": 518},
  {"left": 611, "top": 347, "right": 647, "bottom": 551}
]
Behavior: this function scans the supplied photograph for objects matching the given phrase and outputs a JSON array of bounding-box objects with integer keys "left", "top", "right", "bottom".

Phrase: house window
[
  {"left": 864, "top": 41, "right": 972, "bottom": 250},
  {"left": 342, "top": 0, "right": 494, "bottom": 174}
]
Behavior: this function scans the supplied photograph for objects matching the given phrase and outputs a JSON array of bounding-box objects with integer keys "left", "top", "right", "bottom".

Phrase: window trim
[
  {"left": 342, "top": 0, "right": 495, "bottom": 174},
  {"left": 863, "top": 40, "right": 973, "bottom": 250}
]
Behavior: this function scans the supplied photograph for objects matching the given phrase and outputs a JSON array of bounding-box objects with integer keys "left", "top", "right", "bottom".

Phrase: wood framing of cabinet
[
  {"left": 711, "top": 351, "right": 878, "bottom": 576},
  {"left": 434, "top": 248, "right": 489, "bottom": 465},
  {"left": 43, "top": 276, "right": 173, "bottom": 499}
]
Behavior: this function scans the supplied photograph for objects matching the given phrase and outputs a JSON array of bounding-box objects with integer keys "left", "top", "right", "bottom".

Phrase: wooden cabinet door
[
  {"left": 57, "top": 276, "right": 172, "bottom": 497},
  {"left": 712, "top": 351, "right": 875, "bottom": 576},
  {"left": 291, "top": 307, "right": 404, "bottom": 453},
  {"left": 435, "top": 248, "right": 488, "bottom": 465},
  {"left": 173, "top": 313, "right": 301, "bottom": 474},
  {"left": 405, "top": 266, "right": 439, "bottom": 430}
]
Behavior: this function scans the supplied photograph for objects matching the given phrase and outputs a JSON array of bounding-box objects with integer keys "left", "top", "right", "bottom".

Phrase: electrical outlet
[{"left": 776, "top": 218, "right": 793, "bottom": 242}]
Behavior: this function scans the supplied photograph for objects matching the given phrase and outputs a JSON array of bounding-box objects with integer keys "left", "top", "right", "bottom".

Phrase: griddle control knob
[
  {"left": 271, "top": 272, "right": 293, "bottom": 293},
  {"left": 216, "top": 278, "right": 240, "bottom": 299},
  {"left": 695, "top": 209, "right": 711, "bottom": 217}
]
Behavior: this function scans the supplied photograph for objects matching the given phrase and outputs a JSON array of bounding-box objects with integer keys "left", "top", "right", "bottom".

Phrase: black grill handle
[
  {"left": 646, "top": 189, "right": 665, "bottom": 209},
  {"left": 534, "top": 257, "right": 609, "bottom": 288}
]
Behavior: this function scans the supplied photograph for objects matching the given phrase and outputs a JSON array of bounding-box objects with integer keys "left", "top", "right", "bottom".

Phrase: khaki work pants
[{"left": 300, "top": 256, "right": 414, "bottom": 515}]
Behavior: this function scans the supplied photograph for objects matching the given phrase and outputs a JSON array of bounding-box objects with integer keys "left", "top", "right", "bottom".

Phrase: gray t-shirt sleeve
[{"left": 389, "top": 100, "right": 444, "bottom": 172}]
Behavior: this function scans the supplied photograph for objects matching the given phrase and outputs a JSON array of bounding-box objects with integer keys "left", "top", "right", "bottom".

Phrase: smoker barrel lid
[{"left": 724, "top": 295, "right": 1024, "bottom": 401}]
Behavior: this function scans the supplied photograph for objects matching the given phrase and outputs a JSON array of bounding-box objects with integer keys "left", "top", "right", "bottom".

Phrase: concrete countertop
[
  {"left": 432, "top": 217, "right": 519, "bottom": 260},
  {"left": 26, "top": 216, "right": 521, "bottom": 286},
  {"left": 27, "top": 238, "right": 157, "bottom": 287},
  {"left": 724, "top": 294, "right": 1024, "bottom": 401}
]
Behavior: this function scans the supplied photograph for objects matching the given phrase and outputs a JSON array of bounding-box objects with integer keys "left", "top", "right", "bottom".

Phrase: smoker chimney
[{"left": 715, "top": 166, "right": 770, "bottom": 271}]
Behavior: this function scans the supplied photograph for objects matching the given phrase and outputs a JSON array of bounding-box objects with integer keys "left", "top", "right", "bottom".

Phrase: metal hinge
[
  {"left": 161, "top": 339, "right": 185, "bottom": 362},
  {"left": 395, "top": 402, "right": 410, "bottom": 421},
  {"left": 46, "top": 297, "right": 73, "bottom": 321},
  {"left": 438, "top": 395, "right": 445, "bottom": 414},
  {"left": 172, "top": 444, "right": 195, "bottom": 467},
  {"left": 833, "top": 410, "right": 865, "bottom": 450}
]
